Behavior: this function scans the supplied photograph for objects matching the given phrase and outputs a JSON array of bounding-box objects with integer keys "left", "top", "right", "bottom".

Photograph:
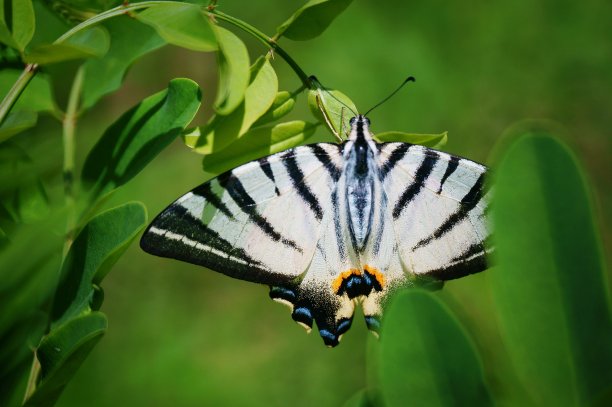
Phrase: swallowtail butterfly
[{"left": 140, "top": 115, "right": 491, "bottom": 347}]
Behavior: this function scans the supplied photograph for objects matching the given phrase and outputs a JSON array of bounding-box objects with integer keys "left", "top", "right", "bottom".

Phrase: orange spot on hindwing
[{"left": 333, "top": 265, "right": 385, "bottom": 298}]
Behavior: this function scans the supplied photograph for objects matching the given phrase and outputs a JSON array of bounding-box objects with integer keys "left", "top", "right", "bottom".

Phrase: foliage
[{"left": 0, "top": 1, "right": 609, "bottom": 406}]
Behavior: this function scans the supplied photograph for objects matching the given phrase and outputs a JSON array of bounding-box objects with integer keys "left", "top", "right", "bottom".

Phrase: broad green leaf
[
  {"left": 24, "top": 312, "right": 107, "bottom": 407},
  {"left": 380, "top": 290, "right": 492, "bottom": 407},
  {"left": 252, "top": 91, "right": 297, "bottom": 127},
  {"left": 201, "top": 120, "right": 317, "bottom": 174},
  {"left": 276, "top": 0, "right": 353, "bottom": 41},
  {"left": 51, "top": 202, "right": 146, "bottom": 327},
  {"left": 214, "top": 26, "right": 250, "bottom": 115},
  {"left": 343, "top": 389, "right": 380, "bottom": 407},
  {"left": 187, "top": 57, "right": 278, "bottom": 154},
  {"left": 308, "top": 81, "right": 357, "bottom": 138},
  {"left": 43, "top": 0, "right": 122, "bottom": 23},
  {"left": 374, "top": 131, "right": 448, "bottom": 149},
  {"left": 81, "top": 16, "right": 164, "bottom": 110},
  {"left": 25, "top": 25, "right": 110, "bottom": 64},
  {"left": 490, "top": 133, "right": 612, "bottom": 406},
  {"left": 0, "top": 0, "right": 35, "bottom": 51},
  {"left": 0, "top": 110, "right": 37, "bottom": 142},
  {"left": 136, "top": 3, "right": 217, "bottom": 52},
  {"left": 82, "top": 78, "right": 201, "bottom": 200},
  {"left": 0, "top": 69, "right": 56, "bottom": 113}
]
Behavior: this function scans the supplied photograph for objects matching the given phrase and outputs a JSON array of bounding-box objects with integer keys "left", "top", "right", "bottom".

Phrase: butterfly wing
[{"left": 141, "top": 144, "right": 343, "bottom": 286}]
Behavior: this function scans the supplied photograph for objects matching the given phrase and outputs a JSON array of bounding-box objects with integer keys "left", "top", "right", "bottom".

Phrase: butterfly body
[{"left": 141, "top": 115, "right": 491, "bottom": 347}]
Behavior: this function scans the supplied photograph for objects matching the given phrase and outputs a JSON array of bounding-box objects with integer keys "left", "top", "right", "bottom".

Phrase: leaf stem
[{"left": 0, "top": 63, "right": 37, "bottom": 125}]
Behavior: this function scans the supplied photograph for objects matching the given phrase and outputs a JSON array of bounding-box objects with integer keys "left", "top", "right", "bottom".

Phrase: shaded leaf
[
  {"left": 25, "top": 26, "right": 110, "bottom": 64},
  {"left": 308, "top": 80, "right": 357, "bottom": 138},
  {"left": 24, "top": 312, "right": 107, "bottom": 407},
  {"left": 0, "top": 0, "right": 35, "bottom": 51},
  {"left": 252, "top": 91, "right": 296, "bottom": 127},
  {"left": 214, "top": 26, "right": 250, "bottom": 115},
  {"left": 374, "top": 131, "right": 448, "bottom": 149},
  {"left": 136, "top": 3, "right": 217, "bottom": 52},
  {"left": 186, "top": 57, "right": 278, "bottom": 154},
  {"left": 490, "top": 133, "right": 612, "bottom": 406},
  {"left": 51, "top": 202, "right": 146, "bottom": 327},
  {"left": 0, "top": 110, "right": 37, "bottom": 142},
  {"left": 379, "top": 290, "right": 492, "bottom": 407},
  {"left": 201, "top": 120, "right": 317, "bottom": 174},
  {"left": 276, "top": 0, "right": 353, "bottom": 41},
  {"left": 82, "top": 78, "right": 201, "bottom": 200},
  {"left": 81, "top": 15, "right": 164, "bottom": 110},
  {"left": 0, "top": 70, "right": 56, "bottom": 113}
]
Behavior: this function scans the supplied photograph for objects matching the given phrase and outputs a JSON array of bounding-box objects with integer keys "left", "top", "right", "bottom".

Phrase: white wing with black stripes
[{"left": 140, "top": 114, "right": 491, "bottom": 347}]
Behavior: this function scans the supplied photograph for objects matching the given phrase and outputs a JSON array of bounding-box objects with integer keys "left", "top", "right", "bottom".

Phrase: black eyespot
[{"left": 349, "top": 117, "right": 356, "bottom": 125}]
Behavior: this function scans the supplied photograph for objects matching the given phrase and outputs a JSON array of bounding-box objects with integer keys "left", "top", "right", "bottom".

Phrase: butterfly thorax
[{"left": 344, "top": 115, "right": 379, "bottom": 251}]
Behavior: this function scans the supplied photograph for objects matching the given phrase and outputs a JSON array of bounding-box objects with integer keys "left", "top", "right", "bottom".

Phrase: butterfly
[{"left": 140, "top": 114, "right": 491, "bottom": 347}]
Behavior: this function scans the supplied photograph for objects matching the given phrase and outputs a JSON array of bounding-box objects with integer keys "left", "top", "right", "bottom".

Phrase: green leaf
[
  {"left": 276, "top": 0, "right": 353, "bottom": 41},
  {"left": 343, "top": 389, "right": 380, "bottom": 407},
  {"left": 136, "top": 3, "right": 217, "bottom": 52},
  {"left": 252, "top": 91, "right": 297, "bottom": 127},
  {"left": 81, "top": 16, "right": 164, "bottom": 110},
  {"left": 82, "top": 78, "right": 201, "bottom": 200},
  {"left": 214, "top": 26, "right": 250, "bottom": 115},
  {"left": 24, "top": 25, "right": 110, "bottom": 64},
  {"left": 0, "top": 70, "right": 56, "bottom": 113},
  {"left": 186, "top": 57, "right": 278, "bottom": 154},
  {"left": 51, "top": 202, "right": 147, "bottom": 327},
  {"left": 490, "top": 133, "right": 612, "bottom": 406},
  {"left": 0, "top": 0, "right": 35, "bottom": 51},
  {"left": 23, "top": 312, "right": 107, "bottom": 407},
  {"left": 201, "top": 120, "right": 317, "bottom": 174},
  {"left": 379, "top": 290, "right": 492, "bottom": 407},
  {"left": 308, "top": 81, "right": 357, "bottom": 138},
  {"left": 0, "top": 110, "right": 37, "bottom": 142},
  {"left": 374, "top": 131, "right": 448, "bottom": 149}
]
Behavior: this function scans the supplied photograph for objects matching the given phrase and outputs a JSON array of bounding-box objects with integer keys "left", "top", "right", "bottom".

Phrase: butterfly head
[{"left": 348, "top": 114, "right": 374, "bottom": 143}]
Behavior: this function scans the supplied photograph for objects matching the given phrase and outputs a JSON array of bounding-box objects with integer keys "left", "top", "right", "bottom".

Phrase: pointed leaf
[
  {"left": 276, "top": 0, "right": 353, "bottom": 41},
  {"left": 379, "top": 290, "right": 493, "bottom": 407},
  {"left": 252, "top": 91, "right": 296, "bottom": 127},
  {"left": 82, "top": 78, "right": 201, "bottom": 200},
  {"left": 308, "top": 81, "right": 357, "bottom": 138},
  {"left": 136, "top": 3, "right": 217, "bottom": 52},
  {"left": 24, "top": 312, "right": 107, "bottom": 407},
  {"left": 25, "top": 26, "right": 110, "bottom": 65},
  {"left": 0, "top": 0, "right": 35, "bottom": 51},
  {"left": 82, "top": 16, "right": 164, "bottom": 110},
  {"left": 213, "top": 26, "right": 250, "bottom": 115},
  {"left": 374, "top": 131, "right": 448, "bottom": 149},
  {"left": 490, "top": 133, "right": 612, "bottom": 406},
  {"left": 51, "top": 202, "right": 146, "bottom": 327},
  {"left": 186, "top": 57, "right": 278, "bottom": 154},
  {"left": 201, "top": 120, "right": 317, "bottom": 174}
]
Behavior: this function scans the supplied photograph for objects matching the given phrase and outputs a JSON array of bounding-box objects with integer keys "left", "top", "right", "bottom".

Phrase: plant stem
[
  {"left": 0, "top": 63, "right": 37, "bottom": 125},
  {"left": 210, "top": 10, "right": 313, "bottom": 89},
  {"left": 22, "top": 356, "right": 40, "bottom": 403}
]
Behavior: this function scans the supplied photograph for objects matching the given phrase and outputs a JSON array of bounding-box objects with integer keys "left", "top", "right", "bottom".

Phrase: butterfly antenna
[
  {"left": 364, "top": 76, "right": 415, "bottom": 116},
  {"left": 309, "top": 75, "right": 358, "bottom": 117}
]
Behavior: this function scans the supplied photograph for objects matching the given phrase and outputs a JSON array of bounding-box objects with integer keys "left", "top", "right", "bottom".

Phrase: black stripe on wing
[
  {"left": 413, "top": 173, "right": 485, "bottom": 250},
  {"left": 424, "top": 242, "right": 488, "bottom": 280},
  {"left": 218, "top": 171, "right": 303, "bottom": 253},
  {"left": 379, "top": 143, "right": 410, "bottom": 180},
  {"left": 140, "top": 205, "right": 295, "bottom": 285},
  {"left": 310, "top": 144, "right": 342, "bottom": 181},
  {"left": 438, "top": 155, "right": 460, "bottom": 193},
  {"left": 392, "top": 151, "right": 439, "bottom": 219},
  {"left": 283, "top": 152, "right": 324, "bottom": 221},
  {"left": 258, "top": 156, "right": 280, "bottom": 196},
  {"left": 192, "top": 182, "right": 233, "bottom": 218}
]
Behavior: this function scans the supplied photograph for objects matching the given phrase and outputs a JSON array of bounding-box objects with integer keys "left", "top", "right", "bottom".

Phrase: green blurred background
[{"left": 37, "top": 0, "right": 610, "bottom": 405}]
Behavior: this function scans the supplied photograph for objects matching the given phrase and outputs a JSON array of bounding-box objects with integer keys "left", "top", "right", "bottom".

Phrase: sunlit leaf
[
  {"left": 276, "top": 0, "right": 353, "bottom": 41},
  {"left": 0, "top": 0, "right": 35, "bottom": 51},
  {"left": 252, "top": 91, "right": 296, "bottom": 127},
  {"left": 213, "top": 26, "right": 250, "bottom": 115},
  {"left": 23, "top": 312, "right": 107, "bottom": 407},
  {"left": 136, "top": 3, "right": 217, "bottom": 52},
  {"left": 490, "top": 132, "right": 612, "bottom": 406},
  {"left": 187, "top": 57, "right": 278, "bottom": 154},
  {"left": 51, "top": 202, "right": 147, "bottom": 327},
  {"left": 24, "top": 26, "right": 110, "bottom": 64},
  {"left": 82, "top": 78, "right": 201, "bottom": 200},
  {"left": 201, "top": 120, "right": 318, "bottom": 174},
  {"left": 81, "top": 15, "right": 164, "bottom": 110},
  {"left": 380, "top": 290, "right": 492, "bottom": 407},
  {"left": 374, "top": 131, "right": 448, "bottom": 149},
  {"left": 308, "top": 80, "right": 357, "bottom": 138}
]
